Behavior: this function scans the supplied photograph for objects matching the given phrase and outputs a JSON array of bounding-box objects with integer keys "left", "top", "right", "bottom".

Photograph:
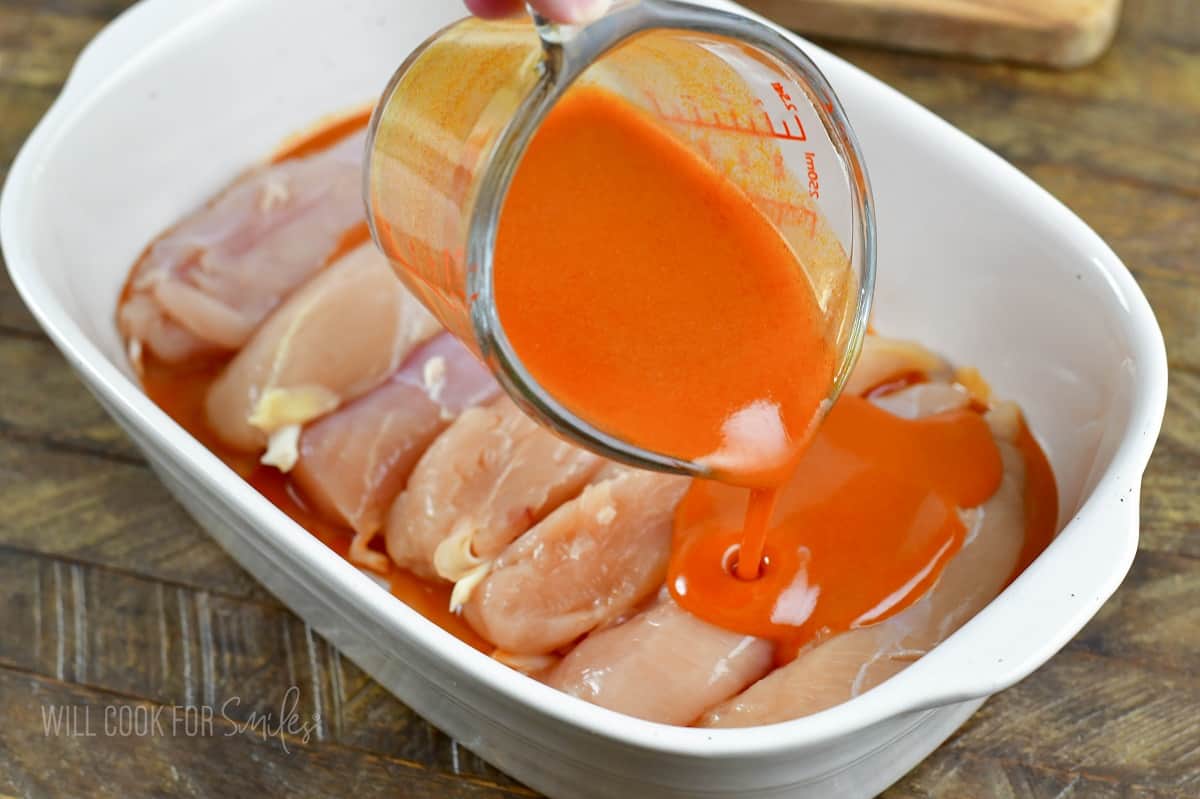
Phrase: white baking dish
[{"left": 0, "top": 1, "right": 1168, "bottom": 796}]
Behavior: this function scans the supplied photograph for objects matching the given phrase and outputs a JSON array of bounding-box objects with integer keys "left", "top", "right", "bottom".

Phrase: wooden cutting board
[{"left": 741, "top": 0, "right": 1123, "bottom": 68}]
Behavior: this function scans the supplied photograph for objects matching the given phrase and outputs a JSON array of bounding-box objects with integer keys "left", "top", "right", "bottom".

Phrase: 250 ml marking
[
  {"left": 805, "top": 151, "right": 820, "bottom": 199},
  {"left": 770, "top": 82, "right": 808, "bottom": 142}
]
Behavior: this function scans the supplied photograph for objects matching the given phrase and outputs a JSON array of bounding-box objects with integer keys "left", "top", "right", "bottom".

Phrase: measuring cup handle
[{"left": 525, "top": 3, "right": 568, "bottom": 48}]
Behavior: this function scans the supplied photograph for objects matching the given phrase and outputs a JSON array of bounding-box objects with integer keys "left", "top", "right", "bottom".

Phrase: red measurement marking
[
  {"left": 805, "top": 151, "right": 820, "bottom": 199},
  {"left": 771, "top": 82, "right": 808, "bottom": 142},
  {"left": 749, "top": 194, "right": 818, "bottom": 238},
  {"left": 648, "top": 93, "right": 809, "bottom": 143},
  {"left": 772, "top": 81, "right": 799, "bottom": 113}
]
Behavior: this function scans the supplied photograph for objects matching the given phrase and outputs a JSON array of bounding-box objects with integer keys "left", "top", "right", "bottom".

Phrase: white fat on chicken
[
  {"left": 249, "top": 387, "right": 341, "bottom": 438},
  {"left": 436, "top": 519, "right": 489, "bottom": 587},
  {"left": 422, "top": 356, "right": 447, "bottom": 402},
  {"left": 261, "top": 425, "right": 304, "bottom": 472},
  {"left": 258, "top": 176, "right": 291, "bottom": 211}
]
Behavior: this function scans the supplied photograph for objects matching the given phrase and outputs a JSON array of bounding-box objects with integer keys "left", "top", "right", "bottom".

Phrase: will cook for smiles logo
[{"left": 39, "top": 685, "right": 321, "bottom": 754}]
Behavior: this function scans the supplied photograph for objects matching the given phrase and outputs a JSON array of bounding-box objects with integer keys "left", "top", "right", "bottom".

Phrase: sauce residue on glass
[{"left": 272, "top": 108, "right": 374, "bottom": 163}]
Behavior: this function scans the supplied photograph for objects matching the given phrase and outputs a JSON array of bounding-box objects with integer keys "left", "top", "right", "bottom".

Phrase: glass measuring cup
[{"left": 365, "top": 0, "right": 876, "bottom": 479}]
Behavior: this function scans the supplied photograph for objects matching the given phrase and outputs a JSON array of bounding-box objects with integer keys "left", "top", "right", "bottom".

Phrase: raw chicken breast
[
  {"left": 462, "top": 469, "right": 690, "bottom": 655},
  {"left": 205, "top": 243, "right": 439, "bottom": 452},
  {"left": 385, "top": 396, "right": 605, "bottom": 581},
  {"left": 699, "top": 404, "right": 1026, "bottom": 727},
  {"left": 545, "top": 594, "right": 774, "bottom": 725},
  {"left": 291, "top": 333, "right": 499, "bottom": 571},
  {"left": 118, "top": 130, "right": 367, "bottom": 364}
]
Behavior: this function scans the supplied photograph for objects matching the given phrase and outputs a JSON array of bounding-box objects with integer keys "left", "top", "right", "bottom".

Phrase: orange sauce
[
  {"left": 271, "top": 108, "right": 374, "bottom": 163},
  {"left": 1014, "top": 419, "right": 1059, "bottom": 577}
]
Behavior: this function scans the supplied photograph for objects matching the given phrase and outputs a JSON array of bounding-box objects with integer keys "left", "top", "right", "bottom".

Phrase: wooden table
[{"left": 0, "top": 1, "right": 1196, "bottom": 796}]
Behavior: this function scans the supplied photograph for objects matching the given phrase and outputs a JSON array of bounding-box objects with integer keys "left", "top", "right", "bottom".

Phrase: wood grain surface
[
  {"left": 741, "top": 0, "right": 1123, "bottom": 68},
  {"left": 1, "top": 1, "right": 1197, "bottom": 797}
]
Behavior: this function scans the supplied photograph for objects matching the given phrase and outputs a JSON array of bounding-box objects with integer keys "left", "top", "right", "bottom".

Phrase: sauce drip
[{"left": 670, "top": 395, "right": 1005, "bottom": 660}]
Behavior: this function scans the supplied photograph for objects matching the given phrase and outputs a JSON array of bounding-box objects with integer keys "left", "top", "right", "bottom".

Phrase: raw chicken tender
[
  {"left": 843, "top": 335, "right": 951, "bottom": 396},
  {"left": 291, "top": 333, "right": 499, "bottom": 571},
  {"left": 118, "top": 131, "right": 367, "bottom": 364},
  {"left": 462, "top": 469, "right": 690, "bottom": 655},
  {"left": 699, "top": 403, "right": 1026, "bottom": 727},
  {"left": 546, "top": 594, "right": 774, "bottom": 725},
  {"left": 385, "top": 396, "right": 605, "bottom": 581},
  {"left": 205, "top": 243, "right": 439, "bottom": 452},
  {"left": 869, "top": 381, "right": 971, "bottom": 419}
]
